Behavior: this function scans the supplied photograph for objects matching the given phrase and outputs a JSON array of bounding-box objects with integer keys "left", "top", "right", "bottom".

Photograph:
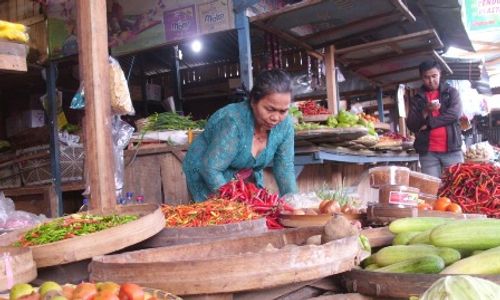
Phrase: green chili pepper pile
[{"left": 14, "top": 213, "right": 138, "bottom": 247}]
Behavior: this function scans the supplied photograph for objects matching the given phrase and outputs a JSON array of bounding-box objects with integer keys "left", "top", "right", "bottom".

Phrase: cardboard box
[
  {"left": 23, "top": 110, "right": 45, "bottom": 128},
  {"left": 5, "top": 110, "right": 45, "bottom": 137}
]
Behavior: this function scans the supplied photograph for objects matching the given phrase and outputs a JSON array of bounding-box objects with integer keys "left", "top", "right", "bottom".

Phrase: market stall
[{"left": 1, "top": 0, "right": 499, "bottom": 299}]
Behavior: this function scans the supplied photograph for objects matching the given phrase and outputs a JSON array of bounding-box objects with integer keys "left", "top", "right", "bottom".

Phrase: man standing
[{"left": 407, "top": 60, "right": 464, "bottom": 178}]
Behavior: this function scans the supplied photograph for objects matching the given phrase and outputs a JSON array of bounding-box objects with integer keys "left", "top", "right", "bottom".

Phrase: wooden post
[
  {"left": 76, "top": 0, "right": 115, "bottom": 212},
  {"left": 325, "top": 45, "right": 338, "bottom": 115}
]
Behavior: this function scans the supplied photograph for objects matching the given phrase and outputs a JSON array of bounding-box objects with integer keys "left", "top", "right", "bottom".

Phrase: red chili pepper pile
[
  {"left": 215, "top": 179, "right": 294, "bottom": 229},
  {"left": 161, "top": 199, "right": 260, "bottom": 227},
  {"left": 298, "top": 100, "right": 329, "bottom": 116},
  {"left": 439, "top": 162, "right": 500, "bottom": 218}
]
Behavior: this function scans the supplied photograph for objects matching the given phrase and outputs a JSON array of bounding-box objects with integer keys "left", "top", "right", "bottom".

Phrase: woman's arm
[
  {"left": 199, "top": 117, "right": 240, "bottom": 193},
  {"left": 273, "top": 120, "right": 298, "bottom": 196}
]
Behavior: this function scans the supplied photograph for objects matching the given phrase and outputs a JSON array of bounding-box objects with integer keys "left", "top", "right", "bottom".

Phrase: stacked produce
[
  {"left": 0, "top": 20, "right": 29, "bottom": 43},
  {"left": 358, "top": 112, "right": 379, "bottom": 123},
  {"left": 361, "top": 217, "right": 500, "bottom": 275},
  {"left": 213, "top": 179, "right": 293, "bottom": 229},
  {"left": 419, "top": 275, "right": 500, "bottom": 300},
  {"left": 294, "top": 110, "right": 377, "bottom": 136},
  {"left": 13, "top": 214, "right": 138, "bottom": 247},
  {"left": 439, "top": 163, "right": 499, "bottom": 218},
  {"left": 140, "top": 112, "right": 206, "bottom": 132},
  {"left": 161, "top": 199, "right": 260, "bottom": 227},
  {"left": 6, "top": 281, "right": 176, "bottom": 300},
  {"left": 297, "top": 100, "right": 329, "bottom": 115}
]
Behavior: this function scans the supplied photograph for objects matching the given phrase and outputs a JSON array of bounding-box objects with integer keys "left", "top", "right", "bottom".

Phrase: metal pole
[
  {"left": 376, "top": 86, "right": 385, "bottom": 122},
  {"left": 172, "top": 46, "right": 183, "bottom": 114},
  {"left": 234, "top": 2, "right": 254, "bottom": 90},
  {"left": 46, "top": 62, "right": 63, "bottom": 216}
]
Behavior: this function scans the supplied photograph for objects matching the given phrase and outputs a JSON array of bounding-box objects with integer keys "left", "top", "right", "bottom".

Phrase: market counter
[{"left": 123, "top": 144, "right": 419, "bottom": 204}]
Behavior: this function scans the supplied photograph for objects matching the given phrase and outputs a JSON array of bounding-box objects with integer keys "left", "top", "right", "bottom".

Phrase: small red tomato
[{"left": 118, "top": 284, "right": 144, "bottom": 300}]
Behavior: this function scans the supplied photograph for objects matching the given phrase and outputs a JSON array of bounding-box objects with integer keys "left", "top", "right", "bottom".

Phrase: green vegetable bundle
[
  {"left": 419, "top": 275, "right": 500, "bottom": 300},
  {"left": 143, "top": 112, "right": 206, "bottom": 131}
]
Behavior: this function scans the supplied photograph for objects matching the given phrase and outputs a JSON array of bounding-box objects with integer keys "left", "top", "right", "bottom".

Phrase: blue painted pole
[
  {"left": 46, "top": 62, "right": 63, "bottom": 216},
  {"left": 376, "top": 86, "right": 384, "bottom": 122},
  {"left": 234, "top": 0, "right": 258, "bottom": 90}
]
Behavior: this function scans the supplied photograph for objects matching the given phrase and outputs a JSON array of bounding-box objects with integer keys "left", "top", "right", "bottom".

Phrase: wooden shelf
[{"left": 0, "top": 39, "right": 27, "bottom": 72}]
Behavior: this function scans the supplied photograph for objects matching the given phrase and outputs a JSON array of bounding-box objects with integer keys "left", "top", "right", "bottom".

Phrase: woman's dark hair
[
  {"left": 419, "top": 60, "right": 442, "bottom": 76},
  {"left": 250, "top": 69, "right": 292, "bottom": 103}
]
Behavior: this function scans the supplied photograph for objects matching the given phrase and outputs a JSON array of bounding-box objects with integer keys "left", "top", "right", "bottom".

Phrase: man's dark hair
[
  {"left": 419, "top": 60, "right": 442, "bottom": 76},
  {"left": 250, "top": 69, "right": 292, "bottom": 103}
]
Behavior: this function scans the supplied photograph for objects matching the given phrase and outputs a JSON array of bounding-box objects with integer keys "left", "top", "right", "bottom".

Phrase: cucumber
[
  {"left": 364, "top": 264, "right": 379, "bottom": 271},
  {"left": 361, "top": 255, "right": 376, "bottom": 268},
  {"left": 375, "top": 255, "right": 445, "bottom": 274},
  {"left": 389, "top": 217, "right": 448, "bottom": 234},
  {"left": 471, "top": 250, "right": 484, "bottom": 256},
  {"left": 441, "top": 245, "right": 500, "bottom": 274},
  {"left": 374, "top": 245, "right": 460, "bottom": 266},
  {"left": 430, "top": 219, "right": 500, "bottom": 250},
  {"left": 393, "top": 231, "right": 421, "bottom": 245},
  {"left": 408, "top": 229, "right": 432, "bottom": 245}
]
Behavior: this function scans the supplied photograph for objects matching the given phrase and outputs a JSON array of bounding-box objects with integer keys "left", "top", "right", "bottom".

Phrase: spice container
[
  {"left": 369, "top": 166, "right": 410, "bottom": 188},
  {"left": 419, "top": 193, "right": 437, "bottom": 205},
  {"left": 379, "top": 185, "right": 420, "bottom": 207},
  {"left": 410, "top": 171, "right": 441, "bottom": 195}
]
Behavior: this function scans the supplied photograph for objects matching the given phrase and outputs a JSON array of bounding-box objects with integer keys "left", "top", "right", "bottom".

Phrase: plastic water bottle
[
  {"left": 78, "top": 198, "right": 89, "bottom": 212},
  {"left": 126, "top": 192, "right": 134, "bottom": 205}
]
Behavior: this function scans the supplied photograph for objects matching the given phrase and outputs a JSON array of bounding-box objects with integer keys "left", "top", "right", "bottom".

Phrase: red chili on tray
[
  {"left": 438, "top": 162, "right": 500, "bottom": 218},
  {"left": 298, "top": 100, "right": 329, "bottom": 116},
  {"left": 214, "top": 179, "right": 293, "bottom": 229}
]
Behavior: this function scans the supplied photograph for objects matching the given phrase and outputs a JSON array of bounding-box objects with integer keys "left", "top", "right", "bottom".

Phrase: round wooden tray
[
  {"left": 342, "top": 268, "right": 500, "bottom": 299},
  {"left": 142, "top": 217, "right": 268, "bottom": 247},
  {"left": 90, "top": 227, "right": 366, "bottom": 296},
  {"left": 0, "top": 204, "right": 165, "bottom": 268},
  {"left": 295, "top": 127, "right": 368, "bottom": 143},
  {"left": 0, "top": 246, "right": 37, "bottom": 291},
  {"left": 279, "top": 213, "right": 364, "bottom": 228}
]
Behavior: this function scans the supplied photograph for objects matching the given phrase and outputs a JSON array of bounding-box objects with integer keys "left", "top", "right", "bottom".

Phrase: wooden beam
[
  {"left": 252, "top": 22, "right": 323, "bottom": 60},
  {"left": 350, "top": 48, "right": 433, "bottom": 71},
  {"left": 76, "top": 0, "right": 116, "bottom": 212},
  {"left": 431, "top": 50, "right": 452, "bottom": 74},
  {"left": 336, "top": 29, "right": 441, "bottom": 55},
  {"left": 390, "top": 43, "right": 404, "bottom": 54},
  {"left": 304, "top": 11, "right": 401, "bottom": 43},
  {"left": 324, "top": 45, "right": 338, "bottom": 115},
  {"left": 249, "top": 0, "right": 322, "bottom": 23},
  {"left": 390, "top": 0, "right": 416, "bottom": 22},
  {"left": 368, "top": 66, "right": 418, "bottom": 79}
]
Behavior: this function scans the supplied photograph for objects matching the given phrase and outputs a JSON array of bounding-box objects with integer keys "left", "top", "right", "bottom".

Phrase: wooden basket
[
  {"left": 0, "top": 204, "right": 165, "bottom": 268},
  {"left": 0, "top": 246, "right": 37, "bottom": 291},
  {"left": 342, "top": 268, "right": 500, "bottom": 299},
  {"left": 90, "top": 227, "right": 367, "bottom": 296},
  {"left": 142, "top": 217, "right": 267, "bottom": 247}
]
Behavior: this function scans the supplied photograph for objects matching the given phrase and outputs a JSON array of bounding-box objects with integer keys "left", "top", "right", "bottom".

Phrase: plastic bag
[
  {"left": 284, "top": 192, "right": 322, "bottom": 209},
  {"left": 70, "top": 81, "right": 85, "bottom": 110},
  {"left": 291, "top": 73, "right": 313, "bottom": 96},
  {"left": 0, "top": 192, "right": 47, "bottom": 230},
  {"left": 2, "top": 211, "right": 47, "bottom": 230},
  {"left": 109, "top": 56, "right": 135, "bottom": 115},
  {"left": 465, "top": 141, "right": 495, "bottom": 161},
  {"left": 0, "top": 192, "right": 15, "bottom": 226},
  {"left": 112, "top": 116, "right": 135, "bottom": 196}
]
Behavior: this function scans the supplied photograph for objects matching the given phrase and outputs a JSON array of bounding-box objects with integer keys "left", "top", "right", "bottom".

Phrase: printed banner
[
  {"left": 198, "top": 0, "right": 230, "bottom": 34},
  {"left": 465, "top": 0, "right": 500, "bottom": 31},
  {"left": 164, "top": 5, "right": 198, "bottom": 42}
]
